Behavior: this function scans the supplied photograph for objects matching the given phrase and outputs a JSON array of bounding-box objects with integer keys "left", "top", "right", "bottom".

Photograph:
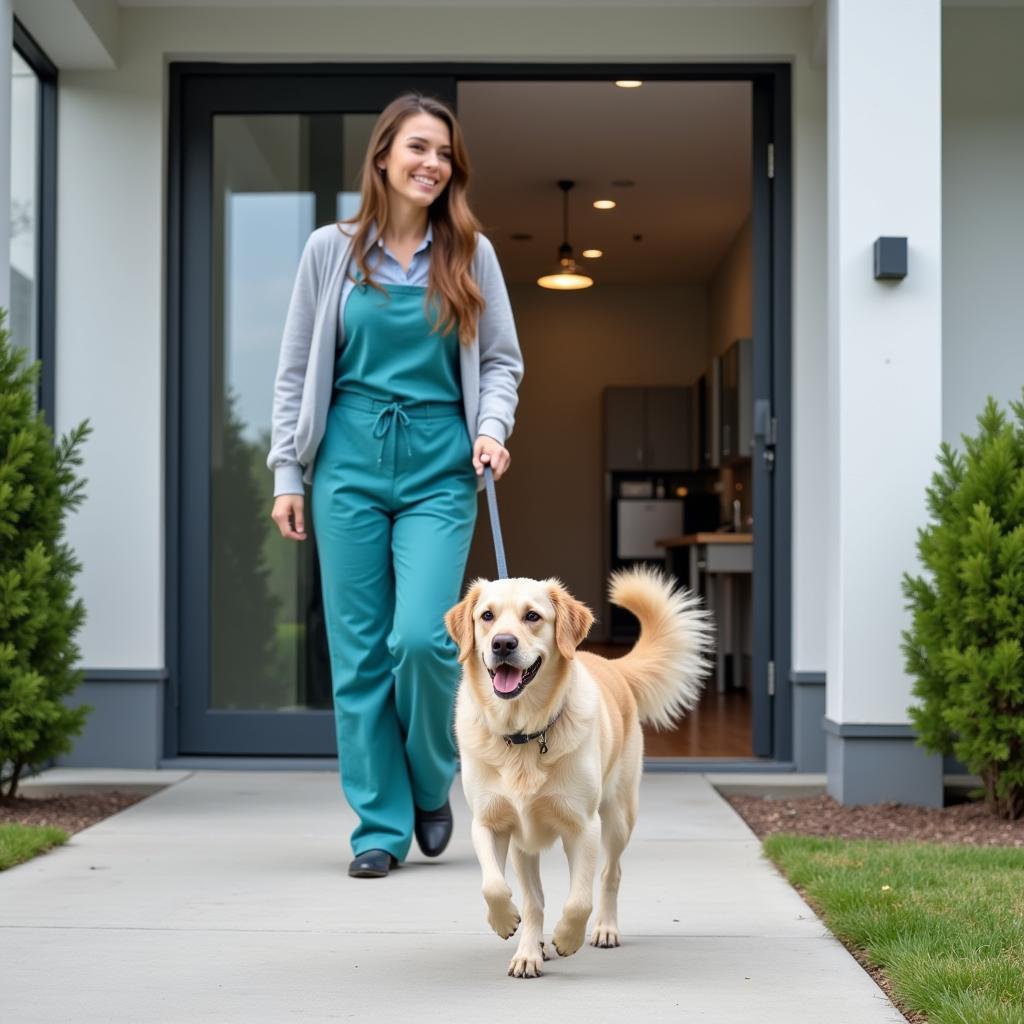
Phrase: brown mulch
[
  {"left": 0, "top": 791, "right": 147, "bottom": 835},
  {"left": 726, "top": 793, "right": 1024, "bottom": 847}
]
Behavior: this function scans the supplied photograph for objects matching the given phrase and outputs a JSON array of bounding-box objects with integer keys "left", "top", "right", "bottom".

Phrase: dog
[{"left": 444, "top": 566, "right": 713, "bottom": 979}]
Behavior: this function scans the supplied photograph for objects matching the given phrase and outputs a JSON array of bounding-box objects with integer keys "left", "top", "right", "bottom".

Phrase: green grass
[
  {"left": 0, "top": 823, "right": 68, "bottom": 870},
  {"left": 764, "top": 835, "right": 1024, "bottom": 1024}
]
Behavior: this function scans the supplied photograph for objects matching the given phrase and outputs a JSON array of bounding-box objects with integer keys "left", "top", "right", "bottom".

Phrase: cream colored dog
[{"left": 444, "top": 566, "right": 713, "bottom": 979}]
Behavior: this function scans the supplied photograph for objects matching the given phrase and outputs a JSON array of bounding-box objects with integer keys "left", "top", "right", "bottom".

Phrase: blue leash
[{"left": 482, "top": 465, "right": 508, "bottom": 580}]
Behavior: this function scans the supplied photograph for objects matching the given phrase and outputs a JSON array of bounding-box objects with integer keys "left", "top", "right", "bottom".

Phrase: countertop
[{"left": 656, "top": 532, "right": 753, "bottom": 548}]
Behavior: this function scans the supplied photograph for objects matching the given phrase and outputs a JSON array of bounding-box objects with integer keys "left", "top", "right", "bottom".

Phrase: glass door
[{"left": 173, "top": 69, "right": 457, "bottom": 754}]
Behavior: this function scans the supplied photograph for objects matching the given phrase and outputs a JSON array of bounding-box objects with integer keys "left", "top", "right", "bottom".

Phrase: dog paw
[
  {"left": 507, "top": 948, "right": 545, "bottom": 978},
  {"left": 540, "top": 940, "right": 551, "bottom": 962},
  {"left": 484, "top": 887, "right": 521, "bottom": 940},
  {"left": 552, "top": 915, "right": 587, "bottom": 958},
  {"left": 589, "top": 923, "right": 621, "bottom": 948}
]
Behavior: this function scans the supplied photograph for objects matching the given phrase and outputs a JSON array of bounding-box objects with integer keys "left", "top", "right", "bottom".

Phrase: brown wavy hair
[{"left": 340, "top": 93, "right": 485, "bottom": 346}]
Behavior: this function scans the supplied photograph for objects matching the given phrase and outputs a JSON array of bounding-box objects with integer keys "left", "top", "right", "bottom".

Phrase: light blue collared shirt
[{"left": 340, "top": 222, "right": 433, "bottom": 319}]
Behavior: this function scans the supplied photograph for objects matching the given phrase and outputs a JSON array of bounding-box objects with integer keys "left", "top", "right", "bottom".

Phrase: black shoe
[
  {"left": 414, "top": 799, "right": 453, "bottom": 858},
  {"left": 348, "top": 849, "right": 399, "bottom": 878}
]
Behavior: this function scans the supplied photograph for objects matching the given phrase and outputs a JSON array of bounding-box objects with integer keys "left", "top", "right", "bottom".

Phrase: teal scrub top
[{"left": 335, "top": 281, "right": 462, "bottom": 405}]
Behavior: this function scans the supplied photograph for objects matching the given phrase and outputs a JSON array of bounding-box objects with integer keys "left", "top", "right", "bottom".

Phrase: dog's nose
[{"left": 491, "top": 634, "right": 518, "bottom": 656}]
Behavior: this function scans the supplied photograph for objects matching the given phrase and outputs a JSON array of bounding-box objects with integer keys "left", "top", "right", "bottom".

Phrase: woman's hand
[
  {"left": 473, "top": 435, "right": 511, "bottom": 481},
  {"left": 271, "top": 494, "right": 307, "bottom": 540}
]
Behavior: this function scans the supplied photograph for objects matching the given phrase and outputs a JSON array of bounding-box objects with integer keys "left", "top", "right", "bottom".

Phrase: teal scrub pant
[{"left": 311, "top": 392, "right": 477, "bottom": 861}]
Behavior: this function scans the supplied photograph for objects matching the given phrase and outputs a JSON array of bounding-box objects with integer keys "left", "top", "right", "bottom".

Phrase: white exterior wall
[
  {"left": 825, "top": 0, "right": 942, "bottom": 725},
  {"left": 1, "top": 0, "right": 12, "bottom": 313},
  {"left": 57, "top": 51, "right": 167, "bottom": 668},
  {"left": 48, "top": 4, "right": 830, "bottom": 680},
  {"left": 790, "top": 28, "right": 829, "bottom": 676},
  {"left": 943, "top": 8, "right": 1024, "bottom": 449}
]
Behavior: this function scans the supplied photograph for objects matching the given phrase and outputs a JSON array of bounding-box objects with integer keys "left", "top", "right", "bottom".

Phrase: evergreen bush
[
  {"left": 902, "top": 393, "right": 1024, "bottom": 820},
  {"left": 0, "top": 312, "right": 92, "bottom": 798}
]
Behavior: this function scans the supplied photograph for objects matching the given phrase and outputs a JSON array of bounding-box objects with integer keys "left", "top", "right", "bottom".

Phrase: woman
[{"left": 268, "top": 94, "right": 523, "bottom": 879}]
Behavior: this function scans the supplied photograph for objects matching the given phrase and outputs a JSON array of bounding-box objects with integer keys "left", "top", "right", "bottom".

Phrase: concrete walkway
[{"left": 1, "top": 771, "right": 904, "bottom": 1023}]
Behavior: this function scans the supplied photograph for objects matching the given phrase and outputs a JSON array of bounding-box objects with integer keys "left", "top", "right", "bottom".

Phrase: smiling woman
[
  {"left": 267, "top": 92, "right": 524, "bottom": 879},
  {"left": 382, "top": 122, "right": 451, "bottom": 198}
]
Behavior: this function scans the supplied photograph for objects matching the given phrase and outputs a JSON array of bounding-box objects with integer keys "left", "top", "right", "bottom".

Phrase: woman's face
[{"left": 378, "top": 112, "right": 453, "bottom": 210}]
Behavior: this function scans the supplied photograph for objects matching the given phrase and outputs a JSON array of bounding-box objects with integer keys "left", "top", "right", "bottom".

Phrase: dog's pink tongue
[{"left": 493, "top": 665, "right": 524, "bottom": 693}]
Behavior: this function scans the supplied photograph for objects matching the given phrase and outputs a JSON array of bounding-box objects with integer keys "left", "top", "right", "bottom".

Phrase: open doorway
[
  {"left": 458, "top": 79, "right": 763, "bottom": 759},
  {"left": 171, "top": 62, "right": 785, "bottom": 761}
]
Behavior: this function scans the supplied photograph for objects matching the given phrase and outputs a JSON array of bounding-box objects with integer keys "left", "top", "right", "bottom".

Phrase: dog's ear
[
  {"left": 445, "top": 580, "right": 483, "bottom": 663},
  {"left": 547, "top": 580, "right": 594, "bottom": 661}
]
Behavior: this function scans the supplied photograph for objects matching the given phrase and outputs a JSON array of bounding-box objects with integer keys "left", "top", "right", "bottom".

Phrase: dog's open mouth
[{"left": 487, "top": 656, "right": 542, "bottom": 699}]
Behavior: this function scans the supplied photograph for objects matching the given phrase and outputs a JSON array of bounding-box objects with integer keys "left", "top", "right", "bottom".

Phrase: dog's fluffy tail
[{"left": 608, "top": 566, "right": 715, "bottom": 730}]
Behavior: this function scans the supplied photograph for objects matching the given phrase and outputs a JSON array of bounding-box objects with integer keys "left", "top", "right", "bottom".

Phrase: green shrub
[
  {"left": 902, "top": 392, "right": 1024, "bottom": 820},
  {"left": 0, "top": 311, "right": 92, "bottom": 798}
]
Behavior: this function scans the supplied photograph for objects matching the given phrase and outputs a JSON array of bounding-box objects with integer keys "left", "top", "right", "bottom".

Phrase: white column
[
  {"left": 825, "top": 0, "right": 943, "bottom": 803},
  {"left": 0, "top": 0, "right": 12, "bottom": 314}
]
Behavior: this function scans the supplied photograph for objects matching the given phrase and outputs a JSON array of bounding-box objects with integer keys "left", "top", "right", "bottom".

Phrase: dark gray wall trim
[
  {"left": 823, "top": 717, "right": 916, "bottom": 739},
  {"left": 793, "top": 683, "right": 826, "bottom": 771},
  {"left": 83, "top": 668, "right": 169, "bottom": 683},
  {"left": 792, "top": 671, "right": 826, "bottom": 686},
  {"left": 827, "top": 732, "right": 941, "bottom": 807},
  {"left": 58, "top": 680, "right": 164, "bottom": 769}
]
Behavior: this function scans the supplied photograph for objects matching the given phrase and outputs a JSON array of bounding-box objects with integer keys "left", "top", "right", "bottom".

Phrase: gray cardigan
[{"left": 268, "top": 223, "right": 524, "bottom": 496}]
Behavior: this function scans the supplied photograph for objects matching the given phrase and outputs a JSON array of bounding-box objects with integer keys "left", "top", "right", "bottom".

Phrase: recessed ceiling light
[
  {"left": 615, "top": 81, "right": 643, "bottom": 89},
  {"left": 582, "top": 249, "right": 603, "bottom": 259},
  {"left": 593, "top": 200, "right": 616, "bottom": 210}
]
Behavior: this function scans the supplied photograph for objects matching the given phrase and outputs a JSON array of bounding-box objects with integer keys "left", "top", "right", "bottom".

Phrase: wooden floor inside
[{"left": 580, "top": 642, "right": 752, "bottom": 758}]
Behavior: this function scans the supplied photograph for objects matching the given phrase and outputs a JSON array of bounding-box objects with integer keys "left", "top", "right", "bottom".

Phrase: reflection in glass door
[
  {"left": 209, "top": 113, "right": 375, "bottom": 715},
  {"left": 175, "top": 71, "right": 457, "bottom": 754}
]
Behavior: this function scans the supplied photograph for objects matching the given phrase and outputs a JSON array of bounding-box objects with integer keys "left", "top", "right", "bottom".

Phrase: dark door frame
[
  {"left": 13, "top": 17, "right": 58, "bottom": 425},
  {"left": 165, "top": 61, "right": 792, "bottom": 761}
]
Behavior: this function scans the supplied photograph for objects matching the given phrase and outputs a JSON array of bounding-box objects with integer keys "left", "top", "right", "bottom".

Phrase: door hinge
[
  {"left": 767, "top": 142, "right": 775, "bottom": 180},
  {"left": 767, "top": 660, "right": 776, "bottom": 697}
]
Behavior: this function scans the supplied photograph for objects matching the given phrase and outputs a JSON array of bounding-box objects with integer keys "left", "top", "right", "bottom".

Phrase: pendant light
[{"left": 536, "top": 180, "right": 594, "bottom": 291}]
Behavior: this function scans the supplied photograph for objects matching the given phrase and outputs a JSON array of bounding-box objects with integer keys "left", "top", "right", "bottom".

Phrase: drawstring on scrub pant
[
  {"left": 370, "top": 399, "right": 510, "bottom": 581},
  {"left": 371, "top": 401, "right": 412, "bottom": 466}
]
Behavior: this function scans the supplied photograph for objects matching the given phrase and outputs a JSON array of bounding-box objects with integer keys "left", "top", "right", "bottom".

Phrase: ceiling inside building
[{"left": 457, "top": 80, "right": 752, "bottom": 286}]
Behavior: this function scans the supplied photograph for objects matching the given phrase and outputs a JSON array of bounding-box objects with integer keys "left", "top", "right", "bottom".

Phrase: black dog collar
[{"left": 503, "top": 709, "right": 563, "bottom": 755}]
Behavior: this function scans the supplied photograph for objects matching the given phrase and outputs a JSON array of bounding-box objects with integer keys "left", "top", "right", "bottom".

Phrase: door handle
[{"left": 753, "top": 399, "right": 776, "bottom": 471}]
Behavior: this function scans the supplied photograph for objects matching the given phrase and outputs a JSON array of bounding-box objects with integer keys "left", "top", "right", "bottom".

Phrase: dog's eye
[
  {"left": 481, "top": 610, "right": 494, "bottom": 622},
  {"left": 525, "top": 611, "right": 541, "bottom": 622}
]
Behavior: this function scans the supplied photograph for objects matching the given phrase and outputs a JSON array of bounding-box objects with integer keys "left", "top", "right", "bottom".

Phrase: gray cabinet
[
  {"left": 604, "top": 387, "right": 693, "bottom": 471},
  {"left": 603, "top": 388, "right": 647, "bottom": 469},
  {"left": 646, "top": 388, "right": 693, "bottom": 470}
]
